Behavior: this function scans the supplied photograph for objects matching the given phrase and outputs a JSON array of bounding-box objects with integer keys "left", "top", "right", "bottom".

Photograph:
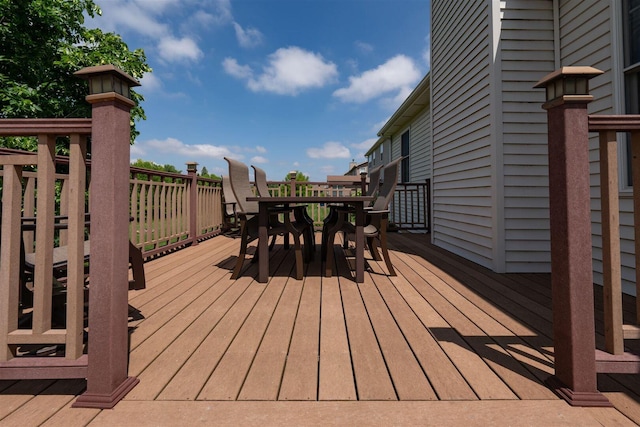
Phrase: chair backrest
[
  {"left": 371, "top": 157, "right": 403, "bottom": 211},
  {"left": 224, "top": 157, "right": 259, "bottom": 213},
  {"left": 251, "top": 165, "right": 271, "bottom": 197},
  {"left": 221, "top": 175, "right": 237, "bottom": 216},
  {"left": 366, "top": 165, "right": 383, "bottom": 197}
]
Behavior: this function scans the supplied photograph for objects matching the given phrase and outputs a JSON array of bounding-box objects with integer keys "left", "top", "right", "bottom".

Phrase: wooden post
[
  {"left": 72, "top": 65, "right": 140, "bottom": 409},
  {"left": 289, "top": 171, "right": 297, "bottom": 197},
  {"left": 360, "top": 170, "right": 367, "bottom": 195},
  {"left": 534, "top": 67, "right": 611, "bottom": 406},
  {"left": 186, "top": 162, "right": 199, "bottom": 246}
]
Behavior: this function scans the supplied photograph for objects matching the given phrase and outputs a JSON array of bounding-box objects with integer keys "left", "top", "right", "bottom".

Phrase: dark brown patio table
[{"left": 246, "top": 195, "right": 374, "bottom": 283}]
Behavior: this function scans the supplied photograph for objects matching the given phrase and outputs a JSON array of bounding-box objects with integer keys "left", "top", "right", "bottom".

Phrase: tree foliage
[
  {"left": 0, "top": 0, "right": 151, "bottom": 142},
  {"left": 199, "top": 166, "right": 220, "bottom": 180}
]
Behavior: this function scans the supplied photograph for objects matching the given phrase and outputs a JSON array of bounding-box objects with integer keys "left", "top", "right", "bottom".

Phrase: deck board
[{"left": 2, "top": 232, "right": 639, "bottom": 425}]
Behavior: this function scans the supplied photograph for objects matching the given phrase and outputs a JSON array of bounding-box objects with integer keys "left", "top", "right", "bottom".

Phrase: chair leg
[
  {"left": 367, "top": 236, "right": 382, "bottom": 261},
  {"left": 293, "top": 232, "right": 304, "bottom": 280},
  {"left": 379, "top": 225, "right": 395, "bottom": 276},
  {"left": 283, "top": 218, "right": 304, "bottom": 280},
  {"left": 324, "top": 214, "right": 345, "bottom": 277},
  {"left": 232, "top": 223, "right": 249, "bottom": 279},
  {"left": 324, "top": 231, "right": 335, "bottom": 277}
]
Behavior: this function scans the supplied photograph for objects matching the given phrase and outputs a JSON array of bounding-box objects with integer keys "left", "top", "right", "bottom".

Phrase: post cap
[
  {"left": 74, "top": 64, "right": 140, "bottom": 99},
  {"left": 534, "top": 66, "right": 603, "bottom": 102},
  {"left": 186, "top": 162, "right": 198, "bottom": 172}
]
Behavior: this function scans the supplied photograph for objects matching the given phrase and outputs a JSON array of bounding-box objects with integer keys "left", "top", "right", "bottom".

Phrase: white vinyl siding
[
  {"left": 500, "top": 1, "right": 556, "bottom": 272},
  {"left": 558, "top": 1, "right": 633, "bottom": 291},
  {"left": 431, "top": 0, "right": 494, "bottom": 268},
  {"left": 409, "top": 107, "right": 431, "bottom": 182}
]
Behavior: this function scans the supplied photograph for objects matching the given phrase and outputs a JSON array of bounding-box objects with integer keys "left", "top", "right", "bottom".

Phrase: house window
[
  {"left": 624, "top": 0, "right": 640, "bottom": 113},
  {"left": 401, "top": 130, "right": 410, "bottom": 183},
  {"left": 380, "top": 143, "right": 384, "bottom": 163},
  {"left": 624, "top": 0, "right": 640, "bottom": 185}
]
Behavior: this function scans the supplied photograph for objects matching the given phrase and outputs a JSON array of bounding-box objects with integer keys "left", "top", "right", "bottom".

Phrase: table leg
[
  {"left": 258, "top": 204, "right": 269, "bottom": 283},
  {"left": 355, "top": 202, "right": 365, "bottom": 283}
]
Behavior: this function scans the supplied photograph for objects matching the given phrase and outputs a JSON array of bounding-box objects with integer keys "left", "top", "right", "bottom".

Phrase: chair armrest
[{"left": 366, "top": 209, "right": 390, "bottom": 215}]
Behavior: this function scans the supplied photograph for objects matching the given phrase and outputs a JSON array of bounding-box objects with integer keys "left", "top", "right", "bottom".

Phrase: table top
[{"left": 246, "top": 195, "right": 374, "bottom": 203}]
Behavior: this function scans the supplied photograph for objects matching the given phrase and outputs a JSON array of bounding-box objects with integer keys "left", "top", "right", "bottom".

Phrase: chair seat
[{"left": 24, "top": 240, "right": 91, "bottom": 270}]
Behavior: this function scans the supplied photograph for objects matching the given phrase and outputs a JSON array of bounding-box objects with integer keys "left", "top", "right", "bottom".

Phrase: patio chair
[
  {"left": 225, "top": 157, "right": 305, "bottom": 280},
  {"left": 321, "top": 164, "right": 383, "bottom": 258},
  {"left": 323, "top": 157, "right": 402, "bottom": 277},
  {"left": 251, "top": 164, "right": 315, "bottom": 259},
  {"left": 19, "top": 215, "right": 146, "bottom": 296},
  {"left": 221, "top": 175, "right": 239, "bottom": 232}
]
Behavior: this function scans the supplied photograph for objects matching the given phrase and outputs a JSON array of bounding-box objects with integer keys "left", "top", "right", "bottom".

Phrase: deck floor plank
[
  {"left": 0, "top": 379, "right": 84, "bottom": 426},
  {"left": 124, "top": 277, "right": 243, "bottom": 399},
  {"left": 237, "top": 275, "right": 304, "bottom": 400},
  {"left": 278, "top": 255, "right": 322, "bottom": 401},
  {"left": 391, "top": 249, "right": 518, "bottom": 400},
  {"left": 339, "top": 276, "right": 397, "bottom": 400},
  {"left": 2, "top": 232, "right": 639, "bottom": 426},
  {"left": 318, "top": 274, "right": 357, "bottom": 401},
  {"left": 373, "top": 277, "right": 478, "bottom": 400},
  {"left": 358, "top": 276, "right": 437, "bottom": 400},
  {"left": 197, "top": 274, "right": 288, "bottom": 400}
]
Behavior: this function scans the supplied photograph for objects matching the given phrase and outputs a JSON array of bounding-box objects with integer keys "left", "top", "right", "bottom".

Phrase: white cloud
[
  {"left": 423, "top": 34, "right": 431, "bottom": 68},
  {"left": 139, "top": 72, "right": 162, "bottom": 93},
  {"left": 144, "top": 137, "right": 235, "bottom": 159},
  {"left": 158, "top": 36, "right": 203, "bottom": 62},
  {"left": 355, "top": 40, "right": 373, "bottom": 54},
  {"left": 255, "top": 146, "right": 267, "bottom": 153},
  {"left": 351, "top": 138, "right": 377, "bottom": 151},
  {"left": 251, "top": 156, "right": 269, "bottom": 164},
  {"left": 333, "top": 55, "right": 421, "bottom": 103},
  {"left": 222, "top": 58, "right": 253, "bottom": 79},
  {"left": 233, "top": 22, "right": 264, "bottom": 48},
  {"left": 225, "top": 47, "right": 338, "bottom": 96},
  {"left": 306, "top": 141, "right": 351, "bottom": 159}
]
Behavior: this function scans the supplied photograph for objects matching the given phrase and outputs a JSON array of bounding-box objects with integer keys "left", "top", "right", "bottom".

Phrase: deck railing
[
  {"left": 128, "top": 166, "right": 222, "bottom": 257},
  {"left": 262, "top": 178, "right": 431, "bottom": 231},
  {"left": 1, "top": 120, "right": 92, "bottom": 374},
  {"left": 537, "top": 67, "right": 640, "bottom": 406},
  {"left": 589, "top": 115, "right": 640, "bottom": 355}
]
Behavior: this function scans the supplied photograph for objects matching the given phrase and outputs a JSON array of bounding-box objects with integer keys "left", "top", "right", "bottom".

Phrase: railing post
[
  {"left": 289, "top": 170, "right": 297, "bottom": 197},
  {"left": 360, "top": 170, "right": 367, "bottom": 194},
  {"left": 186, "top": 162, "right": 199, "bottom": 246},
  {"left": 72, "top": 65, "right": 140, "bottom": 409},
  {"left": 534, "top": 67, "right": 610, "bottom": 406}
]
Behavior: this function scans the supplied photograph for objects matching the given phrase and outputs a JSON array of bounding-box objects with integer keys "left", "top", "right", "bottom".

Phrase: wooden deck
[{"left": 1, "top": 232, "right": 639, "bottom": 426}]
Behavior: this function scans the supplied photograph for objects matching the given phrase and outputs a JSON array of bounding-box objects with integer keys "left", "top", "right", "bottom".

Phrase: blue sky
[{"left": 87, "top": 0, "right": 430, "bottom": 181}]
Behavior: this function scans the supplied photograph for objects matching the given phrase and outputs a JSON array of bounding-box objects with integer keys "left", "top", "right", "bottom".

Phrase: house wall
[
  {"left": 409, "top": 107, "right": 432, "bottom": 182},
  {"left": 431, "top": 0, "right": 495, "bottom": 269},
  {"left": 558, "top": 0, "right": 634, "bottom": 292},
  {"left": 500, "top": 1, "right": 555, "bottom": 272}
]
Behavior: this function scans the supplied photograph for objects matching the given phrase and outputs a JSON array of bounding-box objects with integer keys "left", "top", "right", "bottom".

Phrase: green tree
[
  {"left": 281, "top": 170, "right": 310, "bottom": 196},
  {"left": 199, "top": 166, "right": 220, "bottom": 180},
  {"left": 0, "top": 0, "right": 151, "bottom": 143}
]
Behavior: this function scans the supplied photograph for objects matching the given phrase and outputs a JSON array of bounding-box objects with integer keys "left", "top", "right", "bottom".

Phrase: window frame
[{"left": 401, "top": 130, "right": 410, "bottom": 183}]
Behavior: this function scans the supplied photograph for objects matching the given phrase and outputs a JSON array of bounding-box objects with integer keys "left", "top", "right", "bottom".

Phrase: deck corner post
[
  {"left": 186, "top": 162, "right": 199, "bottom": 246},
  {"left": 534, "top": 67, "right": 611, "bottom": 407},
  {"left": 72, "top": 65, "right": 141, "bottom": 409}
]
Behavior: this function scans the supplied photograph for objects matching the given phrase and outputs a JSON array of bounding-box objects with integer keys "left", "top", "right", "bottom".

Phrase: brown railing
[
  {"left": 262, "top": 178, "right": 430, "bottom": 231},
  {"left": 589, "top": 115, "right": 640, "bottom": 356},
  {"left": 1, "top": 149, "right": 225, "bottom": 259},
  {"left": 391, "top": 180, "right": 430, "bottom": 231},
  {"left": 0, "top": 119, "right": 92, "bottom": 367},
  {"left": 128, "top": 167, "right": 222, "bottom": 258}
]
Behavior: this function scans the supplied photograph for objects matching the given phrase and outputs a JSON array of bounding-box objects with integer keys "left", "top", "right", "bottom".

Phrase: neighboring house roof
[
  {"left": 366, "top": 72, "right": 431, "bottom": 157},
  {"left": 344, "top": 161, "right": 368, "bottom": 176}
]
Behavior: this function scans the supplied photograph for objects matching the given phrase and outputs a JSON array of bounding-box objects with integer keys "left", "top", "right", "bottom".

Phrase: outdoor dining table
[{"left": 246, "top": 195, "right": 375, "bottom": 283}]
